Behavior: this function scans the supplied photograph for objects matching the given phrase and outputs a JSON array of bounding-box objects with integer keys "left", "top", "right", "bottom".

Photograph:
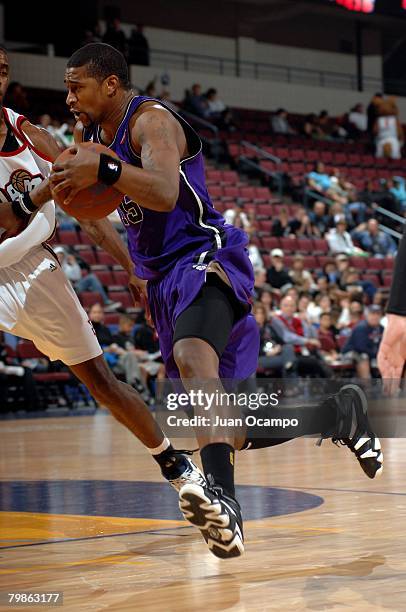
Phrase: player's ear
[{"left": 105, "top": 75, "right": 119, "bottom": 97}]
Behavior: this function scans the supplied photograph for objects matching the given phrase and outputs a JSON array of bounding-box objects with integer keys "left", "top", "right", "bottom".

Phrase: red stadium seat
[
  {"left": 107, "top": 290, "right": 132, "bottom": 309},
  {"left": 113, "top": 270, "right": 129, "bottom": 286},
  {"left": 222, "top": 170, "right": 239, "bottom": 184},
  {"left": 94, "top": 270, "right": 115, "bottom": 286},
  {"left": 78, "top": 250, "right": 98, "bottom": 266},
  {"left": 17, "top": 341, "right": 46, "bottom": 360},
  {"left": 59, "top": 230, "right": 80, "bottom": 246},
  {"left": 79, "top": 291, "right": 104, "bottom": 308},
  {"left": 97, "top": 252, "right": 117, "bottom": 266},
  {"left": 297, "top": 238, "right": 313, "bottom": 253},
  {"left": 262, "top": 237, "right": 280, "bottom": 250},
  {"left": 312, "top": 239, "right": 329, "bottom": 254},
  {"left": 280, "top": 237, "right": 298, "bottom": 253},
  {"left": 104, "top": 313, "right": 120, "bottom": 325},
  {"left": 223, "top": 186, "right": 239, "bottom": 199},
  {"left": 208, "top": 185, "right": 223, "bottom": 198}
]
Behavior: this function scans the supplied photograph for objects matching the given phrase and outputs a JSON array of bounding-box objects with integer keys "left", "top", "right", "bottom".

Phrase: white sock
[{"left": 148, "top": 437, "right": 171, "bottom": 456}]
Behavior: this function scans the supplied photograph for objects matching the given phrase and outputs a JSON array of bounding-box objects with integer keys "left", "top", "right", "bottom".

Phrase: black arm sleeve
[{"left": 387, "top": 226, "right": 406, "bottom": 316}]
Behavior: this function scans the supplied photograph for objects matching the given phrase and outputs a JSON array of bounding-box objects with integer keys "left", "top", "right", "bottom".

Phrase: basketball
[{"left": 52, "top": 142, "right": 123, "bottom": 220}]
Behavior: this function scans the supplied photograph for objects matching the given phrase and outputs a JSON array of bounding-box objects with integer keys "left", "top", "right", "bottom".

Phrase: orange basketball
[{"left": 52, "top": 142, "right": 123, "bottom": 221}]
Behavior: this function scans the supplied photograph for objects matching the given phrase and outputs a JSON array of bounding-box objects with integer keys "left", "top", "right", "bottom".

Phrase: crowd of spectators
[{"left": 81, "top": 20, "right": 150, "bottom": 66}]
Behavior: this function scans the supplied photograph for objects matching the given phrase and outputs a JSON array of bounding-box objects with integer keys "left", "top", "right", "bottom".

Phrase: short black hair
[
  {"left": 0, "top": 45, "right": 8, "bottom": 55},
  {"left": 67, "top": 43, "right": 130, "bottom": 89}
]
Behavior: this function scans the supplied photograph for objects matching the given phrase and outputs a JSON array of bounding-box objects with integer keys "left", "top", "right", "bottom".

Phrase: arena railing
[
  {"left": 375, "top": 206, "right": 405, "bottom": 241},
  {"left": 177, "top": 108, "right": 222, "bottom": 161},
  {"left": 239, "top": 140, "right": 283, "bottom": 198},
  {"left": 149, "top": 49, "right": 382, "bottom": 92}
]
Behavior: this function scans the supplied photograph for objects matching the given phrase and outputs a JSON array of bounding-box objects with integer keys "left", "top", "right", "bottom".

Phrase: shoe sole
[
  {"left": 341, "top": 384, "right": 383, "bottom": 479},
  {"left": 179, "top": 483, "right": 244, "bottom": 559}
]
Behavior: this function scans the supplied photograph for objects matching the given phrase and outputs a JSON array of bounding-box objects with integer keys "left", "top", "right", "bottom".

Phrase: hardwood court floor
[{"left": 0, "top": 413, "right": 405, "bottom": 611}]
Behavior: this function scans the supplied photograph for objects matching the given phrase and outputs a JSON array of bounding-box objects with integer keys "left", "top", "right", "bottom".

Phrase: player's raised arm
[{"left": 51, "top": 106, "right": 185, "bottom": 212}]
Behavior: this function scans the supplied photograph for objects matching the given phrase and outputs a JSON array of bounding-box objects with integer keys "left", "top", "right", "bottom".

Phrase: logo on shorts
[
  {"left": 49, "top": 262, "right": 57, "bottom": 272},
  {"left": 192, "top": 263, "right": 208, "bottom": 271}
]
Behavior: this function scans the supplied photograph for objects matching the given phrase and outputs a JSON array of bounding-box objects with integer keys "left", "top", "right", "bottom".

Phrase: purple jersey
[
  {"left": 83, "top": 96, "right": 259, "bottom": 379},
  {"left": 83, "top": 96, "right": 248, "bottom": 281}
]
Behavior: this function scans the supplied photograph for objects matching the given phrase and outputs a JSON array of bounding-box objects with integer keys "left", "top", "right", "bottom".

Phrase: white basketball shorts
[{"left": 0, "top": 245, "right": 102, "bottom": 365}]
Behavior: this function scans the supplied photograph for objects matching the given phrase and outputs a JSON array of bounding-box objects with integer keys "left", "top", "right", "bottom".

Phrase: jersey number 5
[{"left": 120, "top": 196, "right": 143, "bottom": 225}]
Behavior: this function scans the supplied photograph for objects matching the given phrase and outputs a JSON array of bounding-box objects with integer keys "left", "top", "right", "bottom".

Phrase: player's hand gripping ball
[{"left": 51, "top": 142, "right": 123, "bottom": 221}]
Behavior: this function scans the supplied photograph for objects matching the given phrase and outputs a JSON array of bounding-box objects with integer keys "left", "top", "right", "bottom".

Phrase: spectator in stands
[
  {"left": 289, "top": 209, "right": 315, "bottom": 237},
  {"left": 0, "top": 332, "right": 38, "bottom": 411},
  {"left": 271, "top": 295, "right": 331, "bottom": 378},
  {"left": 321, "top": 261, "right": 339, "bottom": 286},
  {"left": 247, "top": 238, "right": 264, "bottom": 273},
  {"left": 271, "top": 207, "right": 291, "bottom": 237},
  {"left": 341, "top": 267, "right": 376, "bottom": 302},
  {"left": 367, "top": 93, "right": 383, "bottom": 138},
  {"left": 348, "top": 103, "right": 367, "bottom": 138},
  {"left": 145, "top": 81, "right": 157, "bottom": 98},
  {"left": 338, "top": 299, "right": 364, "bottom": 333},
  {"left": 326, "top": 216, "right": 361, "bottom": 256},
  {"left": 253, "top": 267, "right": 268, "bottom": 300},
  {"left": 4, "top": 81, "right": 29, "bottom": 115},
  {"left": 307, "top": 293, "right": 332, "bottom": 325},
  {"left": 317, "top": 312, "right": 340, "bottom": 364},
  {"left": 374, "top": 96, "right": 403, "bottom": 160},
  {"left": 302, "top": 114, "right": 320, "bottom": 138},
  {"left": 266, "top": 249, "right": 291, "bottom": 293},
  {"left": 289, "top": 254, "right": 316, "bottom": 292},
  {"left": 206, "top": 88, "right": 226, "bottom": 118},
  {"left": 55, "top": 247, "right": 121, "bottom": 311},
  {"left": 309, "top": 201, "right": 330, "bottom": 236},
  {"left": 342, "top": 305, "right": 384, "bottom": 378},
  {"left": 128, "top": 25, "right": 150, "bottom": 66},
  {"left": 390, "top": 177, "right": 406, "bottom": 212},
  {"left": 103, "top": 18, "right": 128, "bottom": 59},
  {"left": 183, "top": 84, "right": 208, "bottom": 119},
  {"left": 224, "top": 202, "right": 251, "bottom": 231},
  {"left": 254, "top": 303, "right": 296, "bottom": 377},
  {"left": 317, "top": 110, "right": 347, "bottom": 141},
  {"left": 258, "top": 288, "right": 274, "bottom": 320},
  {"left": 159, "top": 90, "right": 179, "bottom": 113},
  {"left": 353, "top": 218, "right": 397, "bottom": 258},
  {"left": 307, "top": 162, "right": 347, "bottom": 205},
  {"left": 271, "top": 108, "right": 295, "bottom": 135}
]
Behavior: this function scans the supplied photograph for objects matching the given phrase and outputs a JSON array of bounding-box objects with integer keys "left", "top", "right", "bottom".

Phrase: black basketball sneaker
[
  {"left": 160, "top": 450, "right": 206, "bottom": 492},
  {"left": 179, "top": 477, "right": 244, "bottom": 559},
  {"left": 319, "top": 383, "right": 383, "bottom": 479}
]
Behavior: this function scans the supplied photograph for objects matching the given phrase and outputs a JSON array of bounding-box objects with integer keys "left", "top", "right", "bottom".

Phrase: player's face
[
  {"left": 64, "top": 66, "right": 105, "bottom": 127},
  {"left": 0, "top": 51, "right": 10, "bottom": 108}
]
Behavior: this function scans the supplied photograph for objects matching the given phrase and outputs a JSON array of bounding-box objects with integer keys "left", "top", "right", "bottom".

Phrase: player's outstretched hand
[
  {"left": 128, "top": 274, "right": 154, "bottom": 328},
  {"left": 50, "top": 144, "right": 99, "bottom": 205},
  {"left": 377, "top": 313, "right": 406, "bottom": 395}
]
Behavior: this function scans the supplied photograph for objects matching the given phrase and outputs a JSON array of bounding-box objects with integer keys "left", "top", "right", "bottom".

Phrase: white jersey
[
  {"left": 376, "top": 116, "right": 398, "bottom": 141},
  {"left": 0, "top": 107, "right": 101, "bottom": 365}
]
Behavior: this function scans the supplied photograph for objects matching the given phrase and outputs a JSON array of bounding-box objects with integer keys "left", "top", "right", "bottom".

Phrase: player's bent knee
[{"left": 173, "top": 339, "right": 218, "bottom": 378}]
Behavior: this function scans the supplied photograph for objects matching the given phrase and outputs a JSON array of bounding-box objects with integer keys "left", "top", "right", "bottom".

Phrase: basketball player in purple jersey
[{"left": 50, "top": 44, "right": 383, "bottom": 559}]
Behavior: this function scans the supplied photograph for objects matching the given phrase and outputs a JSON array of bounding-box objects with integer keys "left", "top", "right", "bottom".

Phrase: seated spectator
[
  {"left": 253, "top": 267, "right": 268, "bottom": 299},
  {"left": 55, "top": 247, "right": 121, "bottom": 311},
  {"left": 266, "top": 249, "right": 292, "bottom": 293},
  {"left": 353, "top": 219, "right": 397, "bottom": 258},
  {"left": 302, "top": 113, "right": 319, "bottom": 138},
  {"left": 159, "top": 90, "right": 179, "bottom": 113},
  {"left": 224, "top": 202, "right": 251, "bottom": 231},
  {"left": 183, "top": 84, "right": 209, "bottom": 118},
  {"left": 321, "top": 261, "right": 339, "bottom": 285},
  {"left": 103, "top": 18, "right": 128, "bottom": 58},
  {"left": 289, "top": 254, "right": 316, "bottom": 292},
  {"left": 271, "top": 108, "right": 295, "bottom": 135},
  {"left": 0, "top": 332, "right": 38, "bottom": 411},
  {"left": 206, "top": 88, "right": 226, "bottom": 118},
  {"left": 309, "top": 201, "right": 330, "bottom": 236},
  {"left": 307, "top": 293, "right": 332, "bottom": 325},
  {"left": 258, "top": 288, "right": 274, "bottom": 320},
  {"left": 317, "top": 110, "right": 347, "bottom": 141},
  {"left": 341, "top": 305, "right": 384, "bottom": 379},
  {"left": 254, "top": 303, "right": 296, "bottom": 377},
  {"left": 89, "top": 305, "right": 149, "bottom": 397},
  {"left": 317, "top": 312, "right": 341, "bottom": 364},
  {"left": 307, "top": 162, "right": 347, "bottom": 205},
  {"left": 342, "top": 266, "right": 377, "bottom": 302},
  {"left": 271, "top": 295, "right": 331, "bottom": 378},
  {"left": 348, "top": 103, "right": 367, "bottom": 137},
  {"left": 390, "top": 177, "right": 406, "bottom": 212},
  {"left": 288, "top": 208, "right": 315, "bottom": 237},
  {"left": 248, "top": 240, "right": 264, "bottom": 273},
  {"left": 133, "top": 312, "right": 165, "bottom": 393},
  {"left": 338, "top": 299, "right": 364, "bottom": 333},
  {"left": 128, "top": 25, "right": 150, "bottom": 66},
  {"left": 326, "top": 216, "right": 364, "bottom": 256},
  {"left": 271, "top": 207, "right": 291, "bottom": 237}
]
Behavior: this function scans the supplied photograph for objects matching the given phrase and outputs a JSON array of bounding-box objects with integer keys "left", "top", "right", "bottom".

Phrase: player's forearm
[
  {"left": 80, "top": 218, "right": 134, "bottom": 273},
  {"left": 30, "top": 179, "right": 53, "bottom": 208},
  {"left": 114, "top": 164, "right": 178, "bottom": 212},
  {"left": 387, "top": 227, "right": 406, "bottom": 316}
]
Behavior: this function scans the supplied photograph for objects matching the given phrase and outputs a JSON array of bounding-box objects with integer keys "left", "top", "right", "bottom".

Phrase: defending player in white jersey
[{"left": 0, "top": 46, "right": 204, "bottom": 490}]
